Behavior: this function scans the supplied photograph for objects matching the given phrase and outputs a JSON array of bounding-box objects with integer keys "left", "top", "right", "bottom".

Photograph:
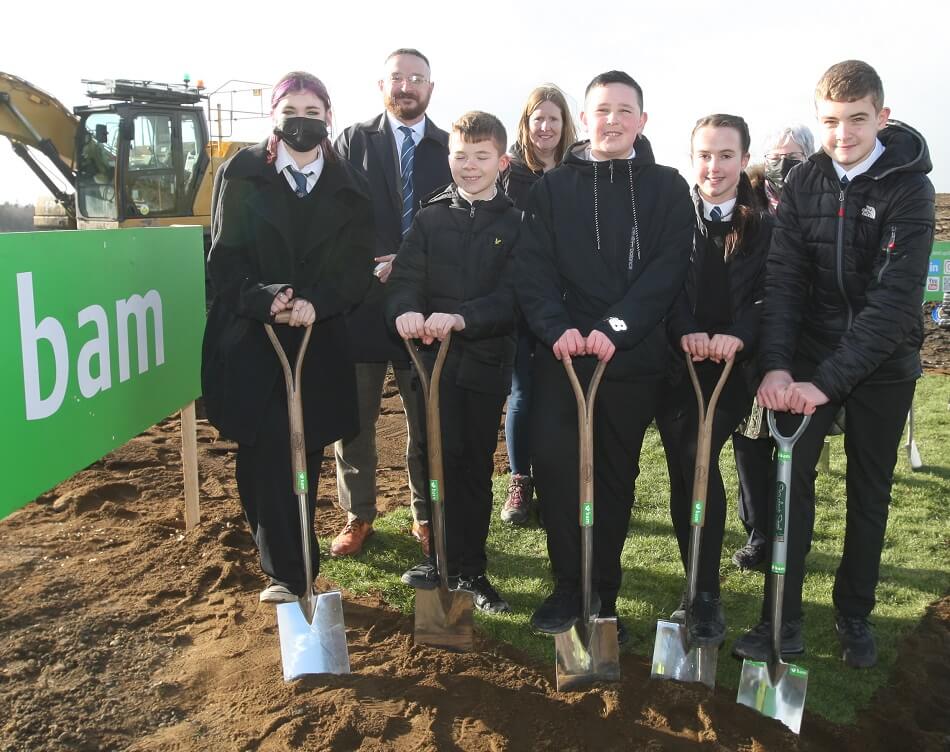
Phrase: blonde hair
[{"left": 516, "top": 85, "right": 577, "bottom": 173}]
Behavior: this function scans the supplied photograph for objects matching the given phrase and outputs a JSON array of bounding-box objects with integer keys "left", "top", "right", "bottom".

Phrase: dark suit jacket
[
  {"left": 335, "top": 112, "right": 452, "bottom": 362},
  {"left": 201, "top": 141, "right": 375, "bottom": 447}
]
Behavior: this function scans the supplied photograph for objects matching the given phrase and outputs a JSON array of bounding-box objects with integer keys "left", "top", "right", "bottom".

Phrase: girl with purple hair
[{"left": 202, "top": 72, "right": 375, "bottom": 604}]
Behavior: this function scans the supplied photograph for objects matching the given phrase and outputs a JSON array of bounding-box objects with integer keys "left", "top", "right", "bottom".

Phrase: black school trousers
[
  {"left": 656, "top": 364, "right": 753, "bottom": 595},
  {"left": 235, "top": 383, "right": 321, "bottom": 596},
  {"left": 530, "top": 350, "right": 660, "bottom": 613},
  {"left": 762, "top": 375, "right": 916, "bottom": 623},
  {"left": 732, "top": 432, "right": 773, "bottom": 548},
  {"left": 419, "top": 356, "right": 506, "bottom": 578}
]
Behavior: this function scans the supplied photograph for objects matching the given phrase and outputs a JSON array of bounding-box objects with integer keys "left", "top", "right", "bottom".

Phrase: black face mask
[
  {"left": 765, "top": 156, "right": 804, "bottom": 193},
  {"left": 274, "top": 116, "right": 328, "bottom": 153}
]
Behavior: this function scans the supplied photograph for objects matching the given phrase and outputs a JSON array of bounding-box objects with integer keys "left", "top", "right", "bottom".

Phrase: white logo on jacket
[
  {"left": 861, "top": 205, "right": 876, "bottom": 219},
  {"left": 607, "top": 317, "right": 627, "bottom": 332}
]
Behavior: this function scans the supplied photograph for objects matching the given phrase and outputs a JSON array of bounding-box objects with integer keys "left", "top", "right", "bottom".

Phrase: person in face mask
[
  {"left": 201, "top": 71, "right": 375, "bottom": 604},
  {"left": 730, "top": 122, "right": 816, "bottom": 574}
]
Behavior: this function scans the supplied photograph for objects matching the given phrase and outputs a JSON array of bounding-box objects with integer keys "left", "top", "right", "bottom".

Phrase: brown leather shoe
[
  {"left": 329, "top": 518, "right": 374, "bottom": 557},
  {"left": 411, "top": 521, "right": 431, "bottom": 557}
]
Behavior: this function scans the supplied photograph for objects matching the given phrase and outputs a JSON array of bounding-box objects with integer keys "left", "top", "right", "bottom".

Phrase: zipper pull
[
  {"left": 838, "top": 189, "right": 845, "bottom": 217},
  {"left": 609, "top": 161, "right": 614, "bottom": 183},
  {"left": 887, "top": 225, "right": 896, "bottom": 250},
  {"left": 470, "top": 204, "right": 476, "bottom": 219}
]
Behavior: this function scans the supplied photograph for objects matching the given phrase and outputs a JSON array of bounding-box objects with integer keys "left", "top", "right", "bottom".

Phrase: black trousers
[
  {"left": 762, "top": 376, "right": 916, "bottom": 622},
  {"left": 235, "top": 385, "right": 321, "bottom": 596},
  {"left": 530, "top": 351, "right": 659, "bottom": 612},
  {"left": 656, "top": 365, "right": 752, "bottom": 595},
  {"left": 422, "top": 356, "right": 506, "bottom": 578},
  {"left": 732, "top": 432, "right": 773, "bottom": 548}
]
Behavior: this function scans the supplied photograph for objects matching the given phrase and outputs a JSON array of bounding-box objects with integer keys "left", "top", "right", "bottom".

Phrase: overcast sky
[{"left": 2, "top": 0, "right": 948, "bottom": 205}]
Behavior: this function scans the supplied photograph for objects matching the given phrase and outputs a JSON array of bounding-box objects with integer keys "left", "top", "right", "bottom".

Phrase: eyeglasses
[
  {"left": 765, "top": 152, "right": 805, "bottom": 166},
  {"left": 389, "top": 73, "right": 429, "bottom": 86}
]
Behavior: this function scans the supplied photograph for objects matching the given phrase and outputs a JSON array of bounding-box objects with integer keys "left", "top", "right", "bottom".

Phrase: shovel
[
  {"left": 904, "top": 400, "right": 923, "bottom": 470},
  {"left": 405, "top": 332, "right": 475, "bottom": 651},
  {"left": 737, "top": 409, "right": 810, "bottom": 734},
  {"left": 554, "top": 357, "right": 620, "bottom": 691},
  {"left": 651, "top": 355, "right": 734, "bottom": 689},
  {"left": 264, "top": 311, "right": 350, "bottom": 680}
]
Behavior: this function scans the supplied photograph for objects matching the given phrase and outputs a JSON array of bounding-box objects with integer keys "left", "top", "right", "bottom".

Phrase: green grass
[{"left": 320, "top": 373, "right": 950, "bottom": 725}]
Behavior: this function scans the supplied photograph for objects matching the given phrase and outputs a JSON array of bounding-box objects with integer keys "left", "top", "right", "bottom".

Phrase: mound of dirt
[{"left": 1, "top": 416, "right": 948, "bottom": 752}]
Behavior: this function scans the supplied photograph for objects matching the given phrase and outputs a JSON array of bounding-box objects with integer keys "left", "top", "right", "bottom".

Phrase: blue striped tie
[
  {"left": 710, "top": 205, "right": 723, "bottom": 221},
  {"left": 398, "top": 125, "right": 415, "bottom": 236}
]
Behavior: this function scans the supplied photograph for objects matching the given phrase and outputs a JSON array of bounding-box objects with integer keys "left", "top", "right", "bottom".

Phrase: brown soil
[{"left": 1, "top": 197, "right": 949, "bottom": 751}]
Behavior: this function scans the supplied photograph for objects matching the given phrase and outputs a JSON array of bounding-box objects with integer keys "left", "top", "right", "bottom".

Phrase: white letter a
[{"left": 17, "top": 272, "right": 68, "bottom": 420}]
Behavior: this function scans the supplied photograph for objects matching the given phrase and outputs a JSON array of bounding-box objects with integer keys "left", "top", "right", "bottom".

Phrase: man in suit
[{"left": 331, "top": 48, "right": 452, "bottom": 556}]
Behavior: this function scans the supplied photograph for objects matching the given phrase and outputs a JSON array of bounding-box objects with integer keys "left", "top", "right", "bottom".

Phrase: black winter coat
[
  {"left": 335, "top": 113, "right": 452, "bottom": 363},
  {"left": 760, "top": 121, "right": 935, "bottom": 400},
  {"left": 500, "top": 144, "right": 543, "bottom": 210},
  {"left": 666, "top": 188, "right": 772, "bottom": 391},
  {"left": 517, "top": 137, "right": 694, "bottom": 382},
  {"left": 201, "top": 141, "right": 375, "bottom": 447},
  {"left": 386, "top": 185, "right": 523, "bottom": 395}
]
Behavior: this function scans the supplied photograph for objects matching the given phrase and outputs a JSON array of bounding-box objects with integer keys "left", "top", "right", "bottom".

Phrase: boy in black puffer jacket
[
  {"left": 739, "top": 60, "right": 935, "bottom": 669},
  {"left": 387, "top": 111, "right": 528, "bottom": 614},
  {"left": 518, "top": 71, "right": 694, "bottom": 642}
]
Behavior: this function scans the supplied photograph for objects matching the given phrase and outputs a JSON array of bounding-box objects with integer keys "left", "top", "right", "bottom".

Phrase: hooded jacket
[
  {"left": 517, "top": 136, "right": 694, "bottom": 381},
  {"left": 386, "top": 184, "right": 524, "bottom": 395},
  {"left": 500, "top": 142, "right": 544, "bottom": 210},
  {"left": 760, "top": 120, "right": 936, "bottom": 400}
]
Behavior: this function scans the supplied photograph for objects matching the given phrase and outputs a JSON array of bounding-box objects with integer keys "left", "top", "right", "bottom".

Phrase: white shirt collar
[
  {"left": 584, "top": 145, "right": 636, "bottom": 162},
  {"left": 457, "top": 184, "right": 497, "bottom": 205},
  {"left": 702, "top": 196, "right": 736, "bottom": 222},
  {"left": 388, "top": 112, "right": 425, "bottom": 145},
  {"left": 275, "top": 140, "right": 324, "bottom": 195},
  {"left": 833, "top": 138, "right": 885, "bottom": 182}
]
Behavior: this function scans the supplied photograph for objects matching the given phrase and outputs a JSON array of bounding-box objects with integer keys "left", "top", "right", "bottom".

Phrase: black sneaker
[
  {"left": 835, "top": 615, "right": 877, "bottom": 668},
  {"left": 400, "top": 562, "right": 439, "bottom": 590},
  {"left": 732, "top": 542, "right": 767, "bottom": 571},
  {"left": 531, "top": 588, "right": 601, "bottom": 634},
  {"left": 687, "top": 592, "right": 726, "bottom": 648},
  {"left": 458, "top": 574, "right": 511, "bottom": 614},
  {"left": 732, "top": 619, "right": 804, "bottom": 662},
  {"left": 670, "top": 592, "right": 688, "bottom": 624}
]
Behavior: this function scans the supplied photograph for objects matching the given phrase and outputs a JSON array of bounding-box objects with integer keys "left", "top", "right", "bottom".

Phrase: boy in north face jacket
[{"left": 738, "top": 60, "right": 935, "bottom": 669}]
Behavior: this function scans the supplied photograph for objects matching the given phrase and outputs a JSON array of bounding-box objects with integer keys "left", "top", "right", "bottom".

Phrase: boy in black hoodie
[
  {"left": 518, "top": 71, "right": 694, "bottom": 640},
  {"left": 738, "top": 60, "right": 935, "bottom": 669},
  {"left": 387, "top": 111, "right": 527, "bottom": 613}
]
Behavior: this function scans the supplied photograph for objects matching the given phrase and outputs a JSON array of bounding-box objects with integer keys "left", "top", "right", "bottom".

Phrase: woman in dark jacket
[
  {"left": 656, "top": 114, "right": 771, "bottom": 647},
  {"left": 201, "top": 72, "right": 374, "bottom": 603},
  {"left": 498, "top": 84, "right": 576, "bottom": 525}
]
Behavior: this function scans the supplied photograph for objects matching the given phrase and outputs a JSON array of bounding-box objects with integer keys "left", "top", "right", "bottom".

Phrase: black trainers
[
  {"left": 732, "top": 619, "right": 804, "bottom": 662},
  {"left": 732, "top": 542, "right": 767, "bottom": 571},
  {"left": 836, "top": 615, "right": 877, "bottom": 668},
  {"left": 670, "top": 592, "right": 688, "bottom": 623},
  {"left": 531, "top": 587, "right": 601, "bottom": 634},
  {"left": 400, "top": 562, "right": 439, "bottom": 590},
  {"left": 458, "top": 574, "right": 511, "bottom": 614},
  {"left": 687, "top": 592, "right": 726, "bottom": 648}
]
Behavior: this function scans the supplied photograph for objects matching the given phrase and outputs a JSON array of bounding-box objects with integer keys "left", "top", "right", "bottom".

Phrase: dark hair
[
  {"left": 385, "top": 47, "right": 431, "bottom": 70},
  {"left": 516, "top": 84, "right": 577, "bottom": 173},
  {"left": 815, "top": 59, "right": 884, "bottom": 112},
  {"left": 267, "top": 71, "right": 336, "bottom": 164},
  {"left": 690, "top": 113, "right": 759, "bottom": 259},
  {"left": 584, "top": 70, "right": 643, "bottom": 111},
  {"left": 452, "top": 111, "right": 507, "bottom": 155}
]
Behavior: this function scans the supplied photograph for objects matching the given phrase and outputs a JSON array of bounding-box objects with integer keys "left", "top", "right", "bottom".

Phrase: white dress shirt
[
  {"left": 702, "top": 196, "right": 736, "bottom": 222},
  {"left": 274, "top": 139, "right": 325, "bottom": 195},
  {"left": 387, "top": 112, "right": 425, "bottom": 174},
  {"left": 833, "top": 138, "right": 885, "bottom": 183}
]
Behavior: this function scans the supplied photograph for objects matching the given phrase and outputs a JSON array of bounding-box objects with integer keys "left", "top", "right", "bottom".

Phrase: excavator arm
[{"left": 0, "top": 72, "right": 79, "bottom": 215}]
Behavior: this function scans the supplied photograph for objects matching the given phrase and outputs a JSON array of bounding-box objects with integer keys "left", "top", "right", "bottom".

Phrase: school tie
[
  {"left": 710, "top": 206, "right": 723, "bottom": 221},
  {"left": 840, "top": 175, "right": 850, "bottom": 188},
  {"left": 288, "top": 167, "right": 311, "bottom": 197},
  {"left": 398, "top": 125, "right": 415, "bottom": 236}
]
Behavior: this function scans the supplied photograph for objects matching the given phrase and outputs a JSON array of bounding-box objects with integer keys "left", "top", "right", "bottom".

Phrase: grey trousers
[{"left": 333, "top": 361, "right": 428, "bottom": 524}]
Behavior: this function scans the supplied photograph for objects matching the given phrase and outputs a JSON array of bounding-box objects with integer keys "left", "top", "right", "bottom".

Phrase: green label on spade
[
  {"left": 581, "top": 502, "right": 593, "bottom": 527},
  {"left": 771, "top": 562, "right": 786, "bottom": 574},
  {"left": 691, "top": 501, "right": 703, "bottom": 524},
  {"left": 295, "top": 471, "right": 307, "bottom": 493},
  {"left": 777, "top": 449, "right": 791, "bottom": 463},
  {"left": 774, "top": 482, "right": 787, "bottom": 535},
  {"left": 789, "top": 665, "right": 808, "bottom": 678},
  {"left": 430, "top": 479, "right": 440, "bottom": 503}
]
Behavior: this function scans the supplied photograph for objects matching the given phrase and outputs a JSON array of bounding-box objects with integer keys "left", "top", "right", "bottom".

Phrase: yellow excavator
[{"left": 0, "top": 72, "right": 261, "bottom": 236}]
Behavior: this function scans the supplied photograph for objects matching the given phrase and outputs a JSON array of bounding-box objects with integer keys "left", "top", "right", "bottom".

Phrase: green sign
[
  {"left": 581, "top": 501, "right": 593, "bottom": 527},
  {"left": 925, "top": 242, "right": 950, "bottom": 303},
  {"left": 429, "top": 479, "right": 440, "bottom": 503},
  {"left": 0, "top": 227, "right": 205, "bottom": 518}
]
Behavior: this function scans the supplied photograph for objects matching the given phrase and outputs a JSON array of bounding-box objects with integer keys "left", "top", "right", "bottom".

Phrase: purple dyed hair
[{"left": 267, "top": 71, "right": 335, "bottom": 163}]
